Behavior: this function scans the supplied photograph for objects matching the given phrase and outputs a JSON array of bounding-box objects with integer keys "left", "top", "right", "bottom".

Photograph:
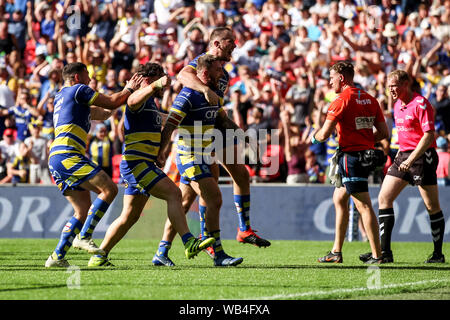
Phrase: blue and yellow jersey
[
  {"left": 390, "top": 124, "right": 399, "bottom": 152},
  {"left": 8, "top": 105, "right": 31, "bottom": 141},
  {"left": 326, "top": 133, "right": 339, "bottom": 165},
  {"left": 170, "top": 87, "right": 223, "bottom": 155},
  {"left": 41, "top": 105, "right": 54, "bottom": 139},
  {"left": 11, "top": 155, "right": 30, "bottom": 183},
  {"left": 122, "top": 98, "right": 162, "bottom": 163},
  {"left": 49, "top": 84, "right": 99, "bottom": 159},
  {"left": 188, "top": 53, "right": 230, "bottom": 102},
  {"left": 88, "top": 137, "right": 113, "bottom": 168}
]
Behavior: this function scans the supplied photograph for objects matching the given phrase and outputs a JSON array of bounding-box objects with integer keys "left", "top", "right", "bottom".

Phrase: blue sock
[
  {"left": 53, "top": 216, "right": 83, "bottom": 259},
  {"left": 198, "top": 204, "right": 208, "bottom": 240},
  {"left": 156, "top": 241, "right": 172, "bottom": 257},
  {"left": 79, "top": 197, "right": 110, "bottom": 239},
  {"left": 234, "top": 194, "right": 250, "bottom": 232},
  {"left": 181, "top": 232, "right": 194, "bottom": 245}
]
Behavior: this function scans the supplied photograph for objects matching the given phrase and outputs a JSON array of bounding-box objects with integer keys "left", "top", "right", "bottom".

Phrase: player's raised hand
[
  {"left": 152, "top": 75, "right": 171, "bottom": 90},
  {"left": 126, "top": 74, "right": 144, "bottom": 92},
  {"left": 159, "top": 75, "right": 171, "bottom": 88}
]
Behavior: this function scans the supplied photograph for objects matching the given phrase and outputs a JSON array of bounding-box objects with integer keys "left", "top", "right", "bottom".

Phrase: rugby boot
[{"left": 236, "top": 227, "right": 271, "bottom": 247}]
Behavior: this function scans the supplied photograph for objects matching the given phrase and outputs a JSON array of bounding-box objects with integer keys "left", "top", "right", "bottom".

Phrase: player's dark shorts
[
  {"left": 48, "top": 153, "right": 101, "bottom": 194},
  {"left": 120, "top": 159, "right": 167, "bottom": 196},
  {"left": 386, "top": 148, "right": 438, "bottom": 186},
  {"left": 338, "top": 151, "right": 372, "bottom": 194}
]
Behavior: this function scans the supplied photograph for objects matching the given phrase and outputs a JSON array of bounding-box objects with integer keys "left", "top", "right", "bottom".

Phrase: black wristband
[{"left": 126, "top": 87, "right": 134, "bottom": 94}]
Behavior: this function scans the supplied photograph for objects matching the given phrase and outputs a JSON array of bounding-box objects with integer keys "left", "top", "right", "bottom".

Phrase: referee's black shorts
[{"left": 386, "top": 148, "right": 438, "bottom": 186}]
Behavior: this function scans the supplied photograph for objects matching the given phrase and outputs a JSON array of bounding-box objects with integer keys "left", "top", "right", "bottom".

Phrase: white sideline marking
[{"left": 250, "top": 279, "right": 450, "bottom": 300}]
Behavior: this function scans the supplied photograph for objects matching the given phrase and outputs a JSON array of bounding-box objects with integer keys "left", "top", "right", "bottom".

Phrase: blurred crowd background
[{"left": 0, "top": 0, "right": 449, "bottom": 186}]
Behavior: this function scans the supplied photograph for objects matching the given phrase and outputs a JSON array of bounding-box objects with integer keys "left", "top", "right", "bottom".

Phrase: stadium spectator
[
  {"left": 431, "top": 84, "right": 450, "bottom": 135},
  {"left": 436, "top": 136, "right": 450, "bottom": 186},
  {"left": 281, "top": 109, "right": 308, "bottom": 184},
  {"left": 284, "top": 67, "right": 315, "bottom": 128},
  {"left": 88, "top": 123, "right": 114, "bottom": 178},
  {"left": 304, "top": 149, "right": 325, "bottom": 183},
  {"left": 0, "top": 89, "right": 40, "bottom": 142},
  {"left": 0, "top": 127, "right": 19, "bottom": 163},
  {"left": 22, "top": 119, "right": 51, "bottom": 184}
]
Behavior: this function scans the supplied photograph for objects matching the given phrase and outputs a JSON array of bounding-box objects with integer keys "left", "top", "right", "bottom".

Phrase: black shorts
[
  {"left": 386, "top": 148, "right": 438, "bottom": 186},
  {"left": 338, "top": 151, "right": 372, "bottom": 194}
]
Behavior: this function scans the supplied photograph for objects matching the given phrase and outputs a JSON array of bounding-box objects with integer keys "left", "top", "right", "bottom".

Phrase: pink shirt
[
  {"left": 393, "top": 93, "right": 437, "bottom": 152},
  {"left": 437, "top": 151, "right": 450, "bottom": 178}
]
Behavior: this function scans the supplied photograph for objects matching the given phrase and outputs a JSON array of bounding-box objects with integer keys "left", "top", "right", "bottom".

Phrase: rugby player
[
  {"left": 154, "top": 54, "right": 243, "bottom": 267},
  {"left": 175, "top": 27, "right": 270, "bottom": 251},
  {"left": 45, "top": 62, "right": 142, "bottom": 267},
  {"left": 87, "top": 62, "right": 215, "bottom": 267}
]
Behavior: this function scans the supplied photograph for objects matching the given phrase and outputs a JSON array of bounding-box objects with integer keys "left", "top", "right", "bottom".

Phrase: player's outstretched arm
[
  {"left": 92, "top": 74, "right": 144, "bottom": 110},
  {"left": 90, "top": 106, "right": 114, "bottom": 121}
]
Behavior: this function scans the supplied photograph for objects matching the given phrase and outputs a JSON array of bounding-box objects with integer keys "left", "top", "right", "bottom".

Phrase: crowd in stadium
[{"left": 0, "top": 0, "right": 449, "bottom": 186}]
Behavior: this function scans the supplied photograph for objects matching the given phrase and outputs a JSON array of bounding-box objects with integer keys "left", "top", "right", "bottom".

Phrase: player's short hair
[
  {"left": 197, "top": 54, "right": 221, "bottom": 72},
  {"left": 387, "top": 69, "right": 410, "bottom": 84},
  {"left": 209, "top": 27, "right": 232, "bottom": 44},
  {"left": 62, "top": 62, "right": 87, "bottom": 82},
  {"left": 329, "top": 61, "right": 354, "bottom": 81},
  {"left": 136, "top": 63, "right": 165, "bottom": 78}
]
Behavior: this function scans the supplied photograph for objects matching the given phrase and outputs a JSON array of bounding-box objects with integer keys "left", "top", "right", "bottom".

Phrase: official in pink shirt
[
  {"left": 393, "top": 92, "right": 437, "bottom": 152},
  {"left": 361, "top": 70, "right": 445, "bottom": 264}
]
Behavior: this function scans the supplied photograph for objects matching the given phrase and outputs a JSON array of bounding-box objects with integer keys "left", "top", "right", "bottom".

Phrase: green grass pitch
[{"left": 0, "top": 238, "right": 448, "bottom": 301}]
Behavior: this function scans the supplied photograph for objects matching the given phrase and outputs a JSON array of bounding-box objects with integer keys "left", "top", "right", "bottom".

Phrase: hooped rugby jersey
[
  {"left": 169, "top": 87, "right": 223, "bottom": 155},
  {"left": 122, "top": 97, "right": 162, "bottom": 162},
  {"left": 49, "top": 84, "right": 99, "bottom": 159}
]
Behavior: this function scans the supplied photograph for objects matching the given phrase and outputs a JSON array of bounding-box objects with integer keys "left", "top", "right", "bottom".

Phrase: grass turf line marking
[{"left": 250, "top": 279, "right": 450, "bottom": 300}]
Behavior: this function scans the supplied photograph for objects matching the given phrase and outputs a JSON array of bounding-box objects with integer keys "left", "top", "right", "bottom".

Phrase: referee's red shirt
[{"left": 326, "top": 86, "right": 385, "bottom": 152}]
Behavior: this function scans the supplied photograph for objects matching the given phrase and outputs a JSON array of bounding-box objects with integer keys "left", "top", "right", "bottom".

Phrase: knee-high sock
[
  {"left": 430, "top": 211, "right": 445, "bottom": 255},
  {"left": 234, "top": 194, "right": 250, "bottom": 232},
  {"left": 79, "top": 198, "right": 110, "bottom": 239},
  {"left": 209, "top": 229, "right": 224, "bottom": 257},
  {"left": 53, "top": 216, "right": 83, "bottom": 259},
  {"left": 379, "top": 208, "right": 395, "bottom": 252},
  {"left": 198, "top": 204, "right": 208, "bottom": 240}
]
